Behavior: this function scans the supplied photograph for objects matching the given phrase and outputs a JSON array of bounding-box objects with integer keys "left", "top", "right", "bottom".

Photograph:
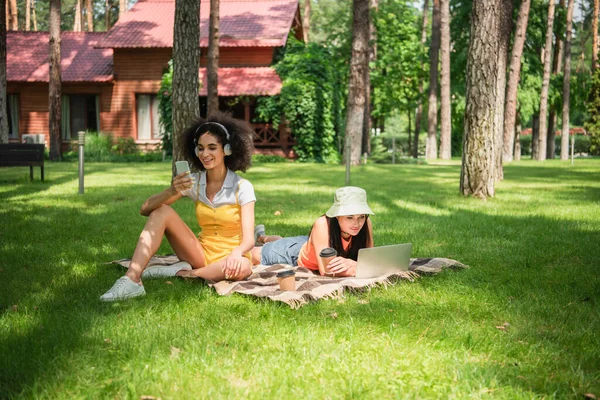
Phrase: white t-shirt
[{"left": 180, "top": 169, "right": 256, "bottom": 207}]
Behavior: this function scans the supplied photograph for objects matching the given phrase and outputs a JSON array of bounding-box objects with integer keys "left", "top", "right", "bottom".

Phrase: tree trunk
[
  {"left": 547, "top": 0, "right": 565, "bottom": 160},
  {"left": 513, "top": 115, "right": 521, "bottom": 161},
  {"left": 536, "top": 0, "right": 555, "bottom": 161},
  {"left": 49, "top": 0, "right": 61, "bottom": 160},
  {"left": 560, "top": 0, "right": 574, "bottom": 160},
  {"left": 494, "top": 1, "right": 513, "bottom": 181},
  {"left": 362, "top": 0, "right": 377, "bottom": 156},
  {"left": 74, "top": 0, "right": 82, "bottom": 31},
  {"left": 439, "top": 0, "right": 451, "bottom": 160},
  {"left": 105, "top": 0, "right": 111, "bottom": 30},
  {"left": 25, "top": 0, "right": 30, "bottom": 31},
  {"left": 9, "top": 0, "right": 16, "bottom": 30},
  {"left": 503, "top": 0, "right": 530, "bottom": 163},
  {"left": 593, "top": 0, "right": 598, "bottom": 71},
  {"left": 531, "top": 113, "right": 539, "bottom": 159},
  {"left": 32, "top": 1, "right": 37, "bottom": 31},
  {"left": 460, "top": 0, "right": 505, "bottom": 199},
  {"left": 303, "top": 0, "right": 310, "bottom": 43},
  {"left": 426, "top": 0, "right": 440, "bottom": 160},
  {"left": 119, "top": 0, "right": 126, "bottom": 19},
  {"left": 172, "top": 0, "right": 200, "bottom": 170},
  {"left": 0, "top": 0, "right": 8, "bottom": 143},
  {"left": 86, "top": 0, "right": 94, "bottom": 31},
  {"left": 207, "top": 0, "right": 220, "bottom": 117},
  {"left": 344, "top": 0, "right": 370, "bottom": 166},
  {"left": 414, "top": 0, "right": 429, "bottom": 159}
]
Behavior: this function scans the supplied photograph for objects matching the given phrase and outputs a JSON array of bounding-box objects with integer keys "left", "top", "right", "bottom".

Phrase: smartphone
[{"left": 175, "top": 160, "right": 190, "bottom": 175}]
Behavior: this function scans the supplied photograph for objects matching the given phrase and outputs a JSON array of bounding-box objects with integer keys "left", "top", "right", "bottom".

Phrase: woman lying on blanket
[
  {"left": 100, "top": 112, "right": 256, "bottom": 301},
  {"left": 251, "top": 186, "right": 374, "bottom": 277}
]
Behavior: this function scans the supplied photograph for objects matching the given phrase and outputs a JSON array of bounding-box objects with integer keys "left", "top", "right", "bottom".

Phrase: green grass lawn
[{"left": 1, "top": 159, "right": 599, "bottom": 399}]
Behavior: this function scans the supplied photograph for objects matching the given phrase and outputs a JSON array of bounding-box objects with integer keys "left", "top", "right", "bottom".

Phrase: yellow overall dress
[{"left": 194, "top": 179, "right": 251, "bottom": 265}]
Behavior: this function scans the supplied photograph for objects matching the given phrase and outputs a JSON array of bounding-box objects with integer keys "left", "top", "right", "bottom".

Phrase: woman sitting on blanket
[
  {"left": 101, "top": 112, "right": 256, "bottom": 301},
  {"left": 251, "top": 186, "right": 374, "bottom": 277}
]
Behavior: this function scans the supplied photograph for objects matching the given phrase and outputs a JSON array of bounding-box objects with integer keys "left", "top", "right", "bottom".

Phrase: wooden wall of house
[{"left": 200, "top": 47, "right": 274, "bottom": 67}]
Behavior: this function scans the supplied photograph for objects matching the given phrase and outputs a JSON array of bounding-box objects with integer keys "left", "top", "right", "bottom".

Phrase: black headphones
[{"left": 194, "top": 122, "right": 232, "bottom": 156}]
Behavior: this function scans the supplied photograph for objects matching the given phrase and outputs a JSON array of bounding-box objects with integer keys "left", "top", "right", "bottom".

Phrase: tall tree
[
  {"left": 593, "top": 0, "right": 598, "bottom": 71},
  {"left": 426, "top": 0, "right": 440, "bottom": 160},
  {"left": 460, "top": 0, "right": 508, "bottom": 199},
  {"left": 535, "top": 0, "right": 555, "bottom": 161},
  {"left": 362, "top": 0, "right": 377, "bottom": 156},
  {"left": 303, "top": 0, "right": 310, "bottom": 42},
  {"left": 25, "top": 0, "right": 30, "bottom": 30},
  {"left": 560, "top": 0, "right": 574, "bottom": 160},
  {"left": 105, "top": 0, "right": 111, "bottom": 30},
  {"left": 439, "top": 0, "right": 451, "bottom": 159},
  {"left": 86, "top": 0, "right": 93, "bottom": 31},
  {"left": 9, "top": 0, "right": 16, "bottom": 30},
  {"left": 74, "top": 0, "right": 82, "bottom": 31},
  {"left": 32, "top": 0, "right": 37, "bottom": 31},
  {"left": 207, "top": 0, "right": 220, "bottom": 117},
  {"left": 344, "top": 0, "right": 370, "bottom": 165},
  {"left": 172, "top": 0, "right": 200, "bottom": 168},
  {"left": 413, "top": 0, "right": 428, "bottom": 158},
  {"left": 49, "top": 0, "right": 61, "bottom": 160},
  {"left": 494, "top": 1, "right": 513, "bottom": 180},
  {"left": 503, "top": 0, "right": 530, "bottom": 162},
  {"left": 547, "top": 0, "right": 565, "bottom": 159},
  {"left": 0, "top": 0, "right": 8, "bottom": 143}
]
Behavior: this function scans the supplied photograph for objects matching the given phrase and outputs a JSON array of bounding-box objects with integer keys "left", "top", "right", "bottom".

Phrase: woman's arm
[
  {"left": 308, "top": 216, "right": 332, "bottom": 276},
  {"left": 367, "top": 218, "right": 374, "bottom": 248},
  {"left": 139, "top": 172, "right": 191, "bottom": 216}
]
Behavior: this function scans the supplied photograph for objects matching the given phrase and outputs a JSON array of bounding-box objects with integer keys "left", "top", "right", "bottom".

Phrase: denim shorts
[{"left": 260, "top": 236, "right": 309, "bottom": 266}]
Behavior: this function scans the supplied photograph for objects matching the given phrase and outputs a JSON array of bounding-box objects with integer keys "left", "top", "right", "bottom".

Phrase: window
[
  {"left": 136, "top": 94, "right": 162, "bottom": 140},
  {"left": 61, "top": 94, "right": 99, "bottom": 140},
  {"left": 7, "top": 94, "right": 19, "bottom": 139}
]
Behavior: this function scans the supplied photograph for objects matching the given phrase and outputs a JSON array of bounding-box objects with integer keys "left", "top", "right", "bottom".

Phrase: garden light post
[{"left": 78, "top": 131, "right": 85, "bottom": 194}]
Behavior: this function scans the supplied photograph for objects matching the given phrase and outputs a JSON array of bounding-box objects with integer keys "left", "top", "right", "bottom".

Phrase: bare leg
[
  {"left": 257, "top": 234, "right": 283, "bottom": 244},
  {"left": 177, "top": 258, "right": 253, "bottom": 281},
  {"left": 126, "top": 205, "right": 205, "bottom": 283},
  {"left": 251, "top": 246, "right": 262, "bottom": 265}
]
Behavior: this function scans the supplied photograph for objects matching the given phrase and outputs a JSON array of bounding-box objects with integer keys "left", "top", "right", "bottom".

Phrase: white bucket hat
[{"left": 325, "top": 186, "right": 374, "bottom": 218}]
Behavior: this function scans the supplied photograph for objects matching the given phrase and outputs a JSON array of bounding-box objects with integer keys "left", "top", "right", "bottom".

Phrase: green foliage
[
  {"left": 252, "top": 154, "right": 288, "bottom": 163},
  {"left": 61, "top": 131, "right": 163, "bottom": 162},
  {"left": 157, "top": 60, "right": 174, "bottom": 157},
  {"left": 519, "top": 134, "right": 590, "bottom": 156},
  {"left": 255, "top": 38, "right": 341, "bottom": 163},
  {"left": 585, "top": 68, "right": 600, "bottom": 155}
]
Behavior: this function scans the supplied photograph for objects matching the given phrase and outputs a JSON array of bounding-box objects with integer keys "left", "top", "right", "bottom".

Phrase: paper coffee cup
[
  {"left": 319, "top": 247, "right": 337, "bottom": 273},
  {"left": 276, "top": 269, "right": 296, "bottom": 291}
]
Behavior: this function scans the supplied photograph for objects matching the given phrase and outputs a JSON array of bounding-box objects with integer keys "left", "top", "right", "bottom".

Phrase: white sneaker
[
  {"left": 141, "top": 261, "right": 192, "bottom": 279},
  {"left": 100, "top": 276, "right": 146, "bottom": 302},
  {"left": 254, "top": 224, "right": 266, "bottom": 244}
]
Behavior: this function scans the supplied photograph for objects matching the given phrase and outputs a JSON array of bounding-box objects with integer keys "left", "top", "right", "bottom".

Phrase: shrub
[{"left": 252, "top": 154, "right": 288, "bottom": 163}]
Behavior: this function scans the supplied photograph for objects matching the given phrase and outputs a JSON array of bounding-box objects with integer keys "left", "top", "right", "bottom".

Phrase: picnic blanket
[{"left": 110, "top": 256, "right": 468, "bottom": 308}]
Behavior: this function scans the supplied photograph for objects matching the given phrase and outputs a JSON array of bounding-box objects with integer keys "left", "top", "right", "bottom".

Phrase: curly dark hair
[{"left": 184, "top": 111, "right": 254, "bottom": 172}]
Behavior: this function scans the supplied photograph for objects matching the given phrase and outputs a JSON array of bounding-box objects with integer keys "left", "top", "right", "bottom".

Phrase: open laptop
[{"left": 354, "top": 243, "right": 412, "bottom": 278}]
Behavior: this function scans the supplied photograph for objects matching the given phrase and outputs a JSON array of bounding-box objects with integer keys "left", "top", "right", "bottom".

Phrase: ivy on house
[
  {"left": 157, "top": 60, "right": 174, "bottom": 157},
  {"left": 256, "top": 38, "right": 342, "bottom": 163}
]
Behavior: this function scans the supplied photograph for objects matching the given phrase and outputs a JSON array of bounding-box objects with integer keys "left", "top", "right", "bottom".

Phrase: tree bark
[
  {"left": 303, "top": 0, "right": 310, "bottom": 43},
  {"left": 494, "top": 1, "right": 513, "bottom": 181},
  {"left": 32, "top": 1, "right": 37, "bottom": 31},
  {"left": 207, "top": 0, "right": 220, "bottom": 117},
  {"left": 439, "top": 0, "right": 451, "bottom": 159},
  {"left": 172, "top": 0, "right": 200, "bottom": 170},
  {"left": 426, "top": 0, "right": 440, "bottom": 160},
  {"left": 344, "top": 0, "right": 370, "bottom": 165},
  {"left": 503, "top": 0, "right": 530, "bottom": 163},
  {"left": 25, "top": 0, "right": 30, "bottom": 31},
  {"left": 531, "top": 113, "right": 539, "bottom": 159},
  {"left": 49, "top": 0, "right": 61, "bottom": 160},
  {"left": 547, "top": 0, "right": 565, "bottom": 160},
  {"left": 560, "top": 0, "right": 574, "bottom": 160},
  {"left": 513, "top": 115, "right": 521, "bottom": 161},
  {"left": 536, "top": 0, "right": 555, "bottom": 161},
  {"left": 414, "top": 0, "right": 429, "bottom": 158},
  {"left": 74, "top": 0, "right": 82, "bottom": 31},
  {"left": 9, "top": 0, "right": 16, "bottom": 30},
  {"left": 86, "top": 0, "right": 94, "bottom": 31},
  {"left": 362, "top": 0, "right": 377, "bottom": 156},
  {"left": 593, "top": 0, "right": 598, "bottom": 71},
  {"left": 105, "top": 0, "right": 111, "bottom": 30},
  {"left": 460, "top": 0, "right": 504, "bottom": 199},
  {"left": 0, "top": 0, "right": 8, "bottom": 143},
  {"left": 120, "top": 0, "right": 126, "bottom": 19}
]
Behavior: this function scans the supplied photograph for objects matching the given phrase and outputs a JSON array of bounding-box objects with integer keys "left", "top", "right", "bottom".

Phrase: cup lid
[
  {"left": 276, "top": 269, "right": 295, "bottom": 278},
  {"left": 319, "top": 247, "right": 337, "bottom": 257}
]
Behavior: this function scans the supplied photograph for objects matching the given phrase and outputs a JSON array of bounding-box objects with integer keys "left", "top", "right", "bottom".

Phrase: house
[{"left": 6, "top": 0, "right": 304, "bottom": 157}]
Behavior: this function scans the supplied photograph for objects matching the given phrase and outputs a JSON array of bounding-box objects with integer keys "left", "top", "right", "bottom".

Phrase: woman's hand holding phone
[{"left": 172, "top": 161, "right": 193, "bottom": 192}]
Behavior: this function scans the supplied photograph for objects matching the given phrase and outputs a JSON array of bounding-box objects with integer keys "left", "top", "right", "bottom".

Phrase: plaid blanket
[{"left": 110, "top": 256, "right": 468, "bottom": 308}]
